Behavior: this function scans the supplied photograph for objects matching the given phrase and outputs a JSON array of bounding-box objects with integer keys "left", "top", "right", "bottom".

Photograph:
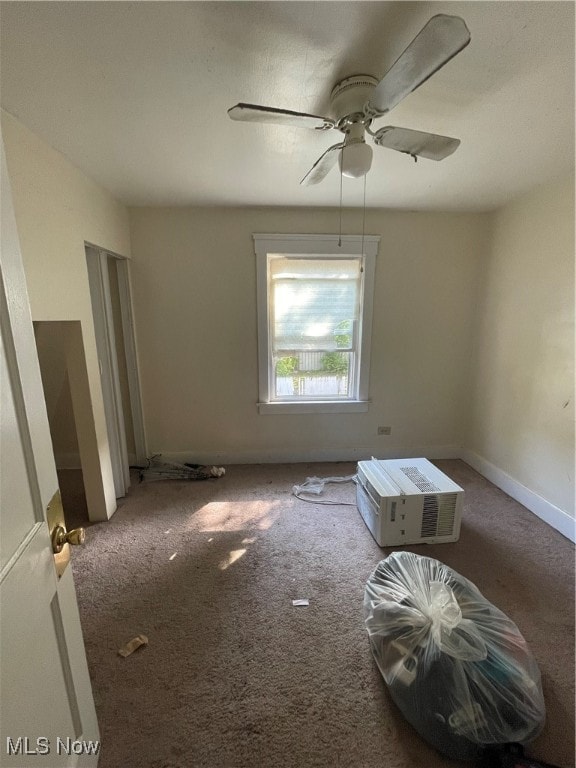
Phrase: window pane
[
  {"left": 274, "top": 351, "right": 353, "bottom": 399},
  {"left": 270, "top": 257, "right": 361, "bottom": 353}
]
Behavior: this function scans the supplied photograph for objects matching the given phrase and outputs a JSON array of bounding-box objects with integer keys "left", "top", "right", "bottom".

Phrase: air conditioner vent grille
[
  {"left": 400, "top": 466, "right": 440, "bottom": 493},
  {"left": 421, "top": 493, "right": 457, "bottom": 538},
  {"left": 437, "top": 494, "right": 457, "bottom": 536},
  {"left": 421, "top": 495, "right": 439, "bottom": 536}
]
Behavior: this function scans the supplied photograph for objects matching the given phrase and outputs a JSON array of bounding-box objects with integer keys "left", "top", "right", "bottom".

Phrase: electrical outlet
[{"left": 377, "top": 426, "right": 391, "bottom": 435}]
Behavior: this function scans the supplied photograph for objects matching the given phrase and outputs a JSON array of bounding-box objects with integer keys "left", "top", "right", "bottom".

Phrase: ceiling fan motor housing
[{"left": 330, "top": 75, "right": 379, "bottom": 125}]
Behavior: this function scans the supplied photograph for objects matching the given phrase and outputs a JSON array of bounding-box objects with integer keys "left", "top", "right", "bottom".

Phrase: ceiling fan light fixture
[
  {"left": 339, "top": 141, "right": 373, "bottom": 179},
  {"left": 228, "top": 14, "right": 470, "bottom": 186}
]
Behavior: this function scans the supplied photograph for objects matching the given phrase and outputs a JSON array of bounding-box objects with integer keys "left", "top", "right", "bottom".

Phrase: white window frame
[{"left": 254, "top": 233, "right": 379, "bottom": 414}]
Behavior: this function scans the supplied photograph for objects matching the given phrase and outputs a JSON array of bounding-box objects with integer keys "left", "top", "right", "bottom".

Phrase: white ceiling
[{"left": 0, "top": 1, "right": 574, "bottom": 211}]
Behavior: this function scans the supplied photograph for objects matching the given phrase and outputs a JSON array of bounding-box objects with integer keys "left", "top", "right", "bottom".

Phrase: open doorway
[
  {"left": 85, "top": 245, "right": 146, "bottom": 499},
  {"left": 34, "top": 320, "right": 101, "bottom": 528}
]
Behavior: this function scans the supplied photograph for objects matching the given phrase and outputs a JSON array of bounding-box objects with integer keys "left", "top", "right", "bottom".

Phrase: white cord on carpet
[{"left": 292, "top": 474, "right": 358, "bottom": 506}]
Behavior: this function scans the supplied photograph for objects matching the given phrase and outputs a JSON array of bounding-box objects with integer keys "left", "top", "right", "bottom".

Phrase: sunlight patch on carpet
[
  {"left": 192, "top": 500, "right": 281, "bottom": 532},
  {"left": 219, "top": 548, "right": 247, "bottom": 570}
]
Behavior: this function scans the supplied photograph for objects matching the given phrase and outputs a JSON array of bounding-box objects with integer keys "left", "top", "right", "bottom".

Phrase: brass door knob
[
  {"left": 66, "top": 527, "right": 86, "bottom": 546},
  {"left": 51, "top": 525, "right": 86, "bottom": 554}
]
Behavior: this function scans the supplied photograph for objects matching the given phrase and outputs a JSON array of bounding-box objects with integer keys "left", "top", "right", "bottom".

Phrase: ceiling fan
[{"left": 228, "top": 14, "right": 470, "bottom": 185}]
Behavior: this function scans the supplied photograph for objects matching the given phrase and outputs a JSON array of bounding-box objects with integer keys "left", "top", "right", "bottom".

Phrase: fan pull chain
[
  {"left": 338, "top": 163, "right": 343, "bottom": 247},
  {"left": 361, "top": 172, "right": 367, "bottom": 256}
]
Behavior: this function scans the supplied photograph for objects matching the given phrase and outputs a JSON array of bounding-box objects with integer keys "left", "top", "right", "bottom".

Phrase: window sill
[{"left": 257, "top": 400, "right": 370, "bottom": 415}]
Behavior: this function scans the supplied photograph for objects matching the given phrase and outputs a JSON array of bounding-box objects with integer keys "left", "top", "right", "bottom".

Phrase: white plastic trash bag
[{"left": 364, "top": 552, "right": 546, "bottom": 760}]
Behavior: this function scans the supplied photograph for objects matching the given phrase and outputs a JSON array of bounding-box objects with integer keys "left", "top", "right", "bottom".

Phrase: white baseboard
[
  {"left": 156, "top": 444, "right": 460, "bottom": 467},
  {"left": 461, "top": 448, "right": 575, "bottom": 543}
]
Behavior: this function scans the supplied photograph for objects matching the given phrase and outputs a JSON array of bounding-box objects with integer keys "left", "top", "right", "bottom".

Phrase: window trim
[{"left": 254, "top": 234, "right": 379, "bottom": 414}]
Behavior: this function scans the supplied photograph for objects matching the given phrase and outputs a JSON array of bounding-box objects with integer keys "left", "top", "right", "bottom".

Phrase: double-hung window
[{"left": 254, "top": 234, "right": 379, "bottom": 413}]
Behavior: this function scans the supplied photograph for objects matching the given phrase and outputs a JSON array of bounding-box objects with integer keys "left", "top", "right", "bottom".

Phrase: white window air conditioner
[{"left": 356, "top": 458, "right": 464, "bottom": 547}]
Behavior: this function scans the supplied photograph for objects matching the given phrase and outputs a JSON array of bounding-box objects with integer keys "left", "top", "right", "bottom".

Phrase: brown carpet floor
[{"left": 61, "top": 460, "right": 575, "bottom": 768}]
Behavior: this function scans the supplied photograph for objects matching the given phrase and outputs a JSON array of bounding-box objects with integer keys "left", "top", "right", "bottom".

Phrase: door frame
[
  {"left": 115, "top": 258, "right": 147, "bottom": 466},
  {"left": 85, "top": 245, "right": 146, "bottom": 497}
]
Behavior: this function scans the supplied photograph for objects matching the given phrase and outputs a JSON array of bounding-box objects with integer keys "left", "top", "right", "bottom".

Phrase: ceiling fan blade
[
  {"left": 367, "top": 14, "right": 471, "bottom": 115},
  {"left": 228, "top": 103, "right": 335, "bottom": 131},
  {"left": 300, "top": 143, "right": 345, "bottom": 186},
  {"left": 373, "top": 126, "right": 460, "bottom": 160}
]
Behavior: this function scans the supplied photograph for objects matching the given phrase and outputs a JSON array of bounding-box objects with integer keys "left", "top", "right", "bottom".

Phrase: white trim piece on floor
[{"left": 461, "top": 448, "right": 576, "bottom": 543}]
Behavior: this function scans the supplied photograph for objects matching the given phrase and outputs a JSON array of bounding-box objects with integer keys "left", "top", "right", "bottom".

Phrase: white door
[{"left": 0, "top": 136, "right": 99, "bottom": 766}]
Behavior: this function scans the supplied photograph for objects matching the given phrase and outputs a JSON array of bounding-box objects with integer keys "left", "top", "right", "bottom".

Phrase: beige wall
[
  {"left": 128, "top": 206, "right": 487, "bottom": 463},
  {"left": 466, "top": 176, "right": 575, "bottom": 522},
  {"left": 2, "top": 111, "right": 132, "bottom": 519}
]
